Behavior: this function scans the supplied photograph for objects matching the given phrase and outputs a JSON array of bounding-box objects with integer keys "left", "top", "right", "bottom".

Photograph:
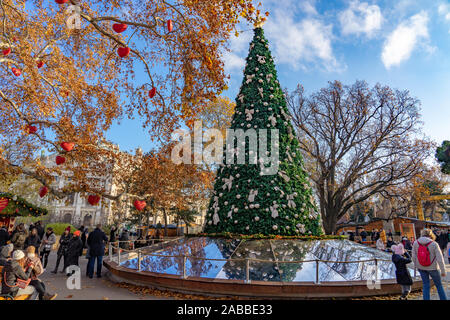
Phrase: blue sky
[{"left": 106, "top": 0, "right": 450, "bottom": 154}]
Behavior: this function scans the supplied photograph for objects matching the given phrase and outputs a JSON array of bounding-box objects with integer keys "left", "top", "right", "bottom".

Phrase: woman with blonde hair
[
  {"left": 25, "top": 246, "right": 57, "bottom": 300},
  {"left": 412, "top": 228, "right": 447, "bottom": 300}
]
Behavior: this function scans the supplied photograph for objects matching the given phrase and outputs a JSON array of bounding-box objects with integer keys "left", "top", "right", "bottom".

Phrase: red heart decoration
[
  {"left": 167, "top": 19, "right": 173, "bottom": 32},
  {"left": 88, "top": 195, "right": 100, "bottom": 206},
  {"left": 39, "top": 186, "right": 48, "bottom": 198},
  {"left": 55, "top": 0, "right": 68, "bottom": 4},
  {"left": 149, "top": 87, "right": 157, "bottom": 98},
  {"left": 133, "top": 200, "right": 146, "bottom": 211},
  {"left": 60, "top": 142, "right": 74, "bottom": 152},
  {"left": 0, "top": 198, "right": 9, "bottom": 213},
  {"left": 55, "top": 155, "right": 66, "bottom": 165},
  {"left": 117, "top": 47, "right": 130, "bottom": 58},
  {"left": 11, "top": 67, "right": 21, "bottom": 77},
  {"left": 37, "top": 61, "right": 44, "bottom": 69},
  {"left": 25, "top": 125, "right": 37, "bottom": 134},
  {"left": 113, "top": 23, "right": 128, "bottom": 33},
  {"left": 3, "top": 48, "right": 11, "bottom": 56}
]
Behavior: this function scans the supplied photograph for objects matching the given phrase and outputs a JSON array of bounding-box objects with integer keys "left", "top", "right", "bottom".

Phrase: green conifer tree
[{"left": 203, "top": 27, "right": 323, "bottom": 236}]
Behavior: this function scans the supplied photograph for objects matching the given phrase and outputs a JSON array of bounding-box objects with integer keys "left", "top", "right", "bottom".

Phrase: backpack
[{"left": 417, "top": 241, "right": 435, "bottom": 267}]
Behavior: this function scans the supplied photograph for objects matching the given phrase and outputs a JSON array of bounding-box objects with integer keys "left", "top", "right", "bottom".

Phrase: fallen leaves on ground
[
  {"left": 65, "top": 295, "right": 73, "bottom": 299},
  {"left": 114, "top": 282, "right": 252, "bottom": 300}
]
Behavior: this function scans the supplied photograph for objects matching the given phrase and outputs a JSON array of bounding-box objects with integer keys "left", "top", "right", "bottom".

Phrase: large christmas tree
[{"left": 203, "top": 27, "right": 323, "bottom": 236}]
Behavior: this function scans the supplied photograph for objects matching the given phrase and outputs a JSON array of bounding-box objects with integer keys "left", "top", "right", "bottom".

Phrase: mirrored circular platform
[{"left": 118, "top": 237, "right": 411, "bottom": 282}]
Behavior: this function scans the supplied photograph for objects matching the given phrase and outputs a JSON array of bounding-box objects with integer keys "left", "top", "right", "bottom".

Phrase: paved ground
[
  {"left": 37, "top": 249, "right": 450, "bottom": 300},
  {"left": 412, "top": 264, "right": 450, "bottom": 300},
  {"left": 39, "top": 250, "right": 170, "bottom": 300}
]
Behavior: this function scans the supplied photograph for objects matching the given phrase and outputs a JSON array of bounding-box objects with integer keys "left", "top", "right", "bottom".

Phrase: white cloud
[
  {"left": 339, "top": 0, "right": 383, "bottom": 38},
  {"left": 438, "top": 3, "right": 450, "bottom": 20},
  {"left": 381, "top": 11, "right": 430, "bottom": 69},
  {"left": 265, "top": 11, "right": 343, "bottom": 72},
  {"left": 223, "top": 31, "right": 252, "bottom": 72}
]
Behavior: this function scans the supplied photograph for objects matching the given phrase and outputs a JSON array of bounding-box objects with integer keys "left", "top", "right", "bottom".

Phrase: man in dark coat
[
  {"left": 24, "top": 227, "right": 41, "bottom": 252},
  {"left": 65, "top": 230, "right": 83, "bottom": 276},
  {"left": 35, "top": 221, "right": 45, "bottom": 240},
  {"left": 359, "top": 228, "right": 368, "bottom": 242},
  {"left": 0, "top": 224, "right": 9, "bottom": 247},
  {"left": 51, "top": 227, "right": 72, "bottom": 273},
  {"left": 437, "top": 230, "right": 448, "bottom": 251},
  {"left": 86, "top": 224, "right": 108, "bottom": 278}
]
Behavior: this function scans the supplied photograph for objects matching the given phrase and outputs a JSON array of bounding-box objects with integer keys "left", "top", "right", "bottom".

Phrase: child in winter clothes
[{"left": 391, "top": 244, "right": 413, "bottom": 300}]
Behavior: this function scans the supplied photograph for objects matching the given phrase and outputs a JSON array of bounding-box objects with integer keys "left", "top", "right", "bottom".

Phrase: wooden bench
[{"left": 0, "top": 266, "right": 31, "bottom": 300}]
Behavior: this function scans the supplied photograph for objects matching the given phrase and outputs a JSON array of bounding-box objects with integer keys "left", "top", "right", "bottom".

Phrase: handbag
[{"left": 16, "top": 278, "right": 31, "bottom": 289}]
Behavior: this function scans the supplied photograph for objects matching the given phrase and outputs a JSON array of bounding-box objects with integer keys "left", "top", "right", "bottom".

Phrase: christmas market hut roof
[{"left": 0, "top": 192, "right": 48, "bottom": 217}]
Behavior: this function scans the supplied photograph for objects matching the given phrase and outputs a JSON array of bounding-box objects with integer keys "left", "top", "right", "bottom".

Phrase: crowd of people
[
  {"left": 0, "top": 221, "right": 115, "bottom": 300},
  {"left": 0, "top": 221, "right": 164, "bottom": 300},
  {"left": 345, "top": 226, "right": 449, "bottom": 300}
]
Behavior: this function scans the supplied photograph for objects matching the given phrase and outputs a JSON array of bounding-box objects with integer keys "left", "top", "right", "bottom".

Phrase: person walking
[
  {"left": 65, "top": 230, "right": 83, "bottom": 276},
  {"left": 86, "top": 224, "right": 108, "bottom": 278},
  {"left": 0, "top": 224, "right": 9, "bottom": 247},
  {"left": 24, "top": 227, "right": 41, "bottom": 252},
  {"left": 25, "top": 246, "right": 57, "bottom": 300},
  {"left": 39, "top": 227, "right": 56, "bottom": 269},
  {"left": 1, "top": 250, "right": 38, "bottom": 300},
  {"left": 391, "top": 244, "right": 413, "bottom": 300},
  {"left": 11, "top": 223, "right": 28, "bottom": 250},
  {"left": 437, "top": 230, "right": 449, "bottom": 253},
  {"left": 412, "top": 228, "right": 447, "bottom": 300},
  {"left": 51, "top": 227, "right": 72, "bottom": 274}
]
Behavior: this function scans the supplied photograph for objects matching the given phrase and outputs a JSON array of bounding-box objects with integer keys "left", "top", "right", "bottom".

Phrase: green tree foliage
[
  {"left": 436, "top": 141, "right": 450, "bottom": 174},
  {"left": 203, "top": 28, "right": 322, "bottom": 236}
]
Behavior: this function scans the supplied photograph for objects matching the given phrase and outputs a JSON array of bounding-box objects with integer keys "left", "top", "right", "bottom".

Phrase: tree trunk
[
  {"left": 185, "top": 221, "right": 189, "bottom": 235},
  {"left": 322, "top": 211, "right": 338, "bottom": 235},
  {"left": 163, "top": 208, "right": 168, "bottom": 237}
]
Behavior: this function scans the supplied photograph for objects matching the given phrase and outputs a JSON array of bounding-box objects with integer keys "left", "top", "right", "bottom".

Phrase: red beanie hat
[
  {"left": 65, "top": 226, "right": 71, "bottom": 232},
  {"left": 73, "top": 230, "right": 81, "bottom": 237}
]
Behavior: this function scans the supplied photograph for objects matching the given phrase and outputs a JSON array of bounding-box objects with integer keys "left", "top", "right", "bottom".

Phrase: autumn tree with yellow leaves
[{"left": 0, "top": 0, "right": 263, "bottom": 202}]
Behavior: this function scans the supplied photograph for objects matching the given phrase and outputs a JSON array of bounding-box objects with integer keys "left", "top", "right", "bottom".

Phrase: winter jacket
[
  {"left": 65, "top": 236, "right": 83, "bottom": 266},
  {"left": 40, "top": 232, "right": 56, "bottom": 253},
  {"left": 11, "top": 230, "right": 27, "bottom": 250},
  {"left": 1, "top": 259, "right": 33, "bottom": 297},
  {"left": 0, "top": 227, "right": 9, "bottom": 247},
  {"left": 24, "top": 234, "right": 41, "bottom": 251},
  {"left": 25, "top": 254, "right": 44, "bottom": 279},
  {"left": 437, "top": 233, "right": 449, "bottom": 251},
  {"left": 109, "top": 229, "right": 117, "bottom": 243},
  {"left": 386, "top": 240, "right": 395, "bottom": 250},
  {"left": 57, "top": 233, "right": 72, "bottom": 256},
  {"left": 87, "top": 228, "right": 108, "bottom": 257},
  {"left": 392, "top": 251, "right": 413, "bottom": 285},
  {"left": 0, "top": 245, "right": 11, "bottom": 266},
  {"left": 412, "top": 236, "right": 446, "bottom": 272},
  {"left": 35, "top": 224, "right": 44, "bottom": 240}
]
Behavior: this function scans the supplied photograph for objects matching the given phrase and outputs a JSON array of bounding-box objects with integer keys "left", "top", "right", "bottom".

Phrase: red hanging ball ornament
[
  {"left": 117, "top": 47, "right": 130, "bottom": 58},
  {"left": 39, "top": 186, "right": 48, "bottom": 198},
  {"left": 149, "top": 87, "right": 157, "bottom": 98},
  {"left": 55, "top": 0, "right": 68, "bottom": 4},
  {"left": 112, "top": 23, "right": 128, "bottom": 33},
  {"left": 11, "top": 67, "right": 21, "bottom": 77},
  {"left": 167, "top": 19, "right": 173, "bottom": 32},
  {"left": 60, "top": 142, "right": 75, "bottom": 152},
  {"left": 3, "top": 48, "right": 11, "bottom": 56},
  {"left": 88, "top": 195, "right": 101, "bottom": 206},
  {"left": 0, "top": 198, "right": 9, "bottom": 213},
  {"left": 37, "top": 61, "right": 44, "bottom": 69},
  {"left": 25, "top": 125, "right": 38, "bottom": 134},
  {"left": 55, "top": 155, "right": 66, "bottom": 165},
  {"left": 133, "top": 200, "right": 146, "bottom": 211}
]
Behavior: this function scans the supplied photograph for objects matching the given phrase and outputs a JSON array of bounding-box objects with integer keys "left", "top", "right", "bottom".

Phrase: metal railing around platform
[{"left": 107, "top": 239, "right": 421, "bottom": 285}]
